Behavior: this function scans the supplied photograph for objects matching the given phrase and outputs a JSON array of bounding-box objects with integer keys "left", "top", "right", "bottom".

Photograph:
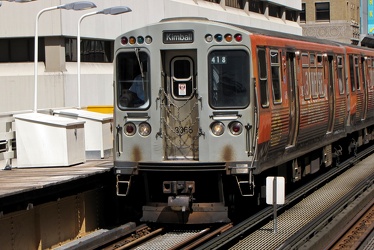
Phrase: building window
[
  {"left": 286, "top": 9, "right": 298, "bottom": 22},
  {"left": 0, "top": 38, "right": 44, "bottom": 62},
  {"left": 65, "top": 38, "right": 114, "bottom": 63},
  {"left": 300, "top": 3, "right": 306, "bottom": 22},
  {"left": 315, "top": 2, "right": 330, "bottom": 21},
  {"left": 249, "top": 0, "right": 264, "bottom": 14},
  {"left": 226, "top": 0, "right": 245, "bottom": 9},
  {"left": 269, "top": 4, "right": 281, "bottom": 18}
]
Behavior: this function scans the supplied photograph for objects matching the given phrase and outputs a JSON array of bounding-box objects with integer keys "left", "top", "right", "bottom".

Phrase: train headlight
[
  {"left": 124, "top": 122, "right": 136, "bottom": 136},
  {"left": 229, "top": 121, "right": 243, "bottom": 135},
  {"left": 211, "top": 122, "right": 225, "bottom": 136},
  {"left": 138, "top": 122, "right": 151, "bottom": 137}
]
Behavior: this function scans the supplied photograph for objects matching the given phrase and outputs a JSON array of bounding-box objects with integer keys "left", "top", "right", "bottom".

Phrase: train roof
[{"left": 159, "top": 17, "right": 374, "bottom": 53}]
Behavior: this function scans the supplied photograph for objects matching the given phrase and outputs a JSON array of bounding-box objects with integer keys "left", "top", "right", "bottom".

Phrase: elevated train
[{"left": 113, "top": 17, "right": 374, "bottom": 224}]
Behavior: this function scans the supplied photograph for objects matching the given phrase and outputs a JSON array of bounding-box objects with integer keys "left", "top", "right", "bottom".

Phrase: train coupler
[{"left": 168, "top": 196, "right": 193, "bottom": 212}]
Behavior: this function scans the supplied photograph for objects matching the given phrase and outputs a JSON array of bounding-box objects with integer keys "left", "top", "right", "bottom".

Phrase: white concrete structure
[{"left": 0, "top": 0, "right": 301, "bottom": 113}]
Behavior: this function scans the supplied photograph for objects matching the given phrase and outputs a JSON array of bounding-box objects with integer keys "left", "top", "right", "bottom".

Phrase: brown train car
[
  {"left": 247, "top": 30, "right": 374, "bottom": 177},
  {"left": 344, "top": 45, "right": 374, "bottom": 149}
]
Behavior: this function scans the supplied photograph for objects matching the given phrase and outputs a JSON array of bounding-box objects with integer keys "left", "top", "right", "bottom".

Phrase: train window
[
  {"left": 171, "top": 57, "right": 194, "bottom": 100},
  {"left": 354, "top": 57, "right": 360, "bottom": 90},
  {"left": 360, "top": 57, "right": 365, "bottom": 91},
  {"left": 368, "top": 58, "right": 374, "bottom": 86},
  {"left": 208, "top": 50, "right": 250, "bottom": 108},
  {"left": 302, "top": 53, "right": 311, "bottom": 100},
  {"left": 349, "top": 55, "right": 355, "bottom": 92},
  {"left": 317, "top": 54, "right": 324, "bottom": 97},
  {"left": 302, "top": 53, "right": 309, "bottom": 66},
  {"left": 310, "top": 54, "right": 318, "bottom": 99},
  {"left": 116, "top": 51, "right": 150, "bottom": 109},
  {"left": 337, "top": 56, "right": 345, "bottom": 94},
  {"left": 270, "top": 50, "right": 282, "bottom": 104},
  {"left": 310, "top": 54, "right": 315, "bottom": 66},
  {"left": 258, "top": 48, "right": 269, "bottom": 107}
]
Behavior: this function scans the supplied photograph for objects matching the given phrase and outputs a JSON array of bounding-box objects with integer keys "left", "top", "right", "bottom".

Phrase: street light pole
[
  {"left": 77, "top": 6, "right": 131, "bottom": 109},
  {"left": 33, "top": 1, "right": 96, "bottom": 113}
]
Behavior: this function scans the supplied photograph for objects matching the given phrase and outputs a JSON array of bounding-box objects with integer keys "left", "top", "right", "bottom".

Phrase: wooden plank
[{"left": 0, "top": 159, "right": 113, "bottom": 199}]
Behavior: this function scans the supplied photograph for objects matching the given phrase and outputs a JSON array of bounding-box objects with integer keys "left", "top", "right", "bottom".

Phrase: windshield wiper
[{"left": 134, "top": 48, "right": 144, "bottom": 78}]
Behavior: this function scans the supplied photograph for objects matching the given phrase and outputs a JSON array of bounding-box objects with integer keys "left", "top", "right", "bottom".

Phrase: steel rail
[{"left": 196, "top": 144, "right": 374, "bottom": 250}]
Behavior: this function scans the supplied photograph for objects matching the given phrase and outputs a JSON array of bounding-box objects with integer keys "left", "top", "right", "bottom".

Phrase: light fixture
[{"left": 33, "top": 1, "right": 96, "bottom": 112}]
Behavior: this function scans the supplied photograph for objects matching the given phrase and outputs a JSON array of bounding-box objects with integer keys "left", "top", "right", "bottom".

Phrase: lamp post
[
  {"left": 77, "top": 6, "right": 132, "bottom": 109},
  {"left": 33, "top": 1, "right": 96, "bottom": 113}
]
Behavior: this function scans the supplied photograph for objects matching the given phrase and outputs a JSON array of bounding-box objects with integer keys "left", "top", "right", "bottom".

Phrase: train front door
[
  {"left": 286, "top": 52, "right": 299, "bottom": 147},
  {"left": 160, "top": 50, "right": 200, "bottom": 160}
]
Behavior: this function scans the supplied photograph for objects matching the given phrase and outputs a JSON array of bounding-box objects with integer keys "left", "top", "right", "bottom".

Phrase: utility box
[
  {"left": 14, "top": 113, "right": 85, "bottom": 167},
  {"left": 53, "top": 109, "right": 113, "bottom": 159}
]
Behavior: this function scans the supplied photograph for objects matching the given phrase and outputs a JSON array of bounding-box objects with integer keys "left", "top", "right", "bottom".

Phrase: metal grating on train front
[
  {"left": 230, "top": 156, "right": 374, "bottom": 250},
  {"left": 133, "top": 229, "right": 203, "bottom": 250}
]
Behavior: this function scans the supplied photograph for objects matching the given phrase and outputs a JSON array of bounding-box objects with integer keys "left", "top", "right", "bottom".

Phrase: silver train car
[{"left": 113, "top": 17, "right": 374, "bottom": 224}]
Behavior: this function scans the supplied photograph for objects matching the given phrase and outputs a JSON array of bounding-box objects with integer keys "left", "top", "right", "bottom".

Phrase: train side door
[
  {"left": 286, "top": 52, "right": 299, "bottom": 147},
  {"left": 160, "top": 50, "right": 199, "bottom": 160},
  {"left": 327, "top": 55, "right": 335, "bottom": 133}
]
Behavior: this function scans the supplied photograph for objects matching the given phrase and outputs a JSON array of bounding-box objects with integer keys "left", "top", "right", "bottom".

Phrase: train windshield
[
  {"left": 208, "top": 50, "right": 250, "bottom": 108},
  {"left": 116, "top": 50, "right": 150, "bottom": 109}
]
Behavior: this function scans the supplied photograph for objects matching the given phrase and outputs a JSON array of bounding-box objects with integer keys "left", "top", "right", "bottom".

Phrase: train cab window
[
  {"left": 116, "top": 51, "right": 150, "bottom": 109},
  {"left": 337, "top": 56, "right": 345, "bottom": 94},
  {"left": 257, "top": 48, "right": 269, "bottom": 107},
  {"left": 171, "top": 57, "right": 194, "bottom": 99},
  {"left": 208, "top": 50, "right": 249, "bottom": 108},
  {"left": 270, "top": 50, "right": 282, "bottom": 104}
]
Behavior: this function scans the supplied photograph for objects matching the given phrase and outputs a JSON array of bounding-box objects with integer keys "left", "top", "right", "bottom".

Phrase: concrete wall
[{"left": 0, "top": 0, "right": 302, "bottom": 113}]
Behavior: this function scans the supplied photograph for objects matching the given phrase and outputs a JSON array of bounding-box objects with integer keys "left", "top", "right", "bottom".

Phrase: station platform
[
  {"left": 0, "top": 159, "right": 116, "bottom": 249},
  {"left": 0, "top": 159, "right": 113, "bottom": 214},
  {"left": 0, "top": 159, "right": 113, "bottom": 197}
]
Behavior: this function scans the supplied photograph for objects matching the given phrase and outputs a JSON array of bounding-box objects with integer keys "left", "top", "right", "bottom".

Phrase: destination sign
[{"left": 163, "top": 30, "right": 194, "bottom": 44}]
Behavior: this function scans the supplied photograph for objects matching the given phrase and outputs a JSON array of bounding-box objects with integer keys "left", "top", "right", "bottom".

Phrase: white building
[{"left": 0, "top": 0, "right": 301, "bottom": 113}]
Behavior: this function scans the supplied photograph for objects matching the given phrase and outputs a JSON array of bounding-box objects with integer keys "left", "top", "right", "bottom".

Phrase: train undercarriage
[{"left": 115, "top": 125, "right": 374, "bottom": 224}]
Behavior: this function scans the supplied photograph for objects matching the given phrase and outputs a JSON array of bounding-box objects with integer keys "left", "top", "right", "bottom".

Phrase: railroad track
[
  {"left": 58, "top": 222, "right": 232, "bottom": 249},
  {"left": 326, "top": 201, "right": 374, "bottom": 249},
  {"left": 58, "top": 144, "right": 374, "bottom": 250},
  {"left": 196, "top": 144, "right": 374, "bottom": 250}
]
